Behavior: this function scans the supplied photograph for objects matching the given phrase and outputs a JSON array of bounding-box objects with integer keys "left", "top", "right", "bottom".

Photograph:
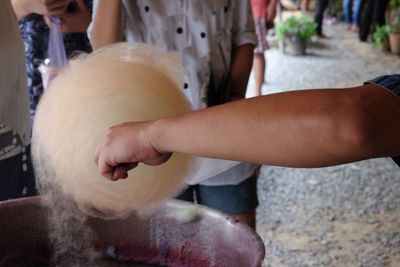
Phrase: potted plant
[
  {"left": 388, "top": 0, "right": 400, "bottom": 53},
  {"left": 372, "top": 24, "right": 391, "bottom": 52},
  {"left": 275, "top": 15, "right": 317, "bottom": 55}
]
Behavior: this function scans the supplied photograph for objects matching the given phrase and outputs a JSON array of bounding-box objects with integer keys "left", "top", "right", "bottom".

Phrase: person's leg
[
  {"left": 252, "top": 53, "right": 265, "bottom": 97},
  {"left": 252, "top": 17, "right": 269, "bottom": 97},
  {"left": 196, "top": 173, "right": 259, "bottom": 229},
  {"left": 305, "top": 0, "right": 311, "bottom": 11},
  {"left": 296, "top": 0, "right": 303, "bottom": 10},
  {"left": 352, "top": 0, "right": 363, "bottom": 31},
  {"left": 314, "top": 0, "right": 330, "bottom": 36},
  {"left": 359, "top": 0, "right": 374, "bottom": 41},
  {"left": 343, "top": 0, "right": 352, "bottom": 28},
  {"left": 352, "top": 0, "right": 363, "bottom": 25},
  {"left": 365, "top": 0, "right": 389, "bottom": 39},
  {"left": 372, "top": 0, "right": 389, "bottom": 27}
]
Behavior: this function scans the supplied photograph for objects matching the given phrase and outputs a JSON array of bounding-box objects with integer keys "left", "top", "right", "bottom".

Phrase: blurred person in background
[
  {"left": 315, "top": 0, "right": 330, "bottom": 38},
  {"left": 358, "top": 0, "right": 389, "bottom": 41},
  {"left": 297, "top": 0, "right": 312, "bottom": 11},
  {"left": 251, "top": 0, "right": 279, "bottom": 96},
  {"left": 343, "top": 0, "right": 363, "bottom": 32},
  {"left": 11, "top": 0, "right": 92, "bottom": 120}
]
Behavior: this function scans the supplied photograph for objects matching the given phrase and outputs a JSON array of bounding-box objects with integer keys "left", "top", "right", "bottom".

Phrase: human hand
[
  {"left": 34, "top": 0, "right": 70, "bottom": 16},
  {"left": 94, "top": 121, "right": 172, "bottom": 181},
  {"left": 57, "top": 0, "right": 91, "bottom": 33}
]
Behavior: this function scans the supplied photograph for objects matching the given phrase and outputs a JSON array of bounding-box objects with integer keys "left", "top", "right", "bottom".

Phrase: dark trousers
[
  {"left": 359, "top": 0, "right": 389, "bottom": 41},
  {"left": 314, "top": 0, "right": 330, "bottom": 35}
]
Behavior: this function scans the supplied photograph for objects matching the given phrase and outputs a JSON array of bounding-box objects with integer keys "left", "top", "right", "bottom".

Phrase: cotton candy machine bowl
[{"left": 0, "top": 197, "right": 264, "bottom": 266}]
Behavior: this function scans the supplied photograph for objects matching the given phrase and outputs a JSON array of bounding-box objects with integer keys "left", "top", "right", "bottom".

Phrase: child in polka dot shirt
[{"left": 89, "top": 0, "right": 260, "bottom": 228}]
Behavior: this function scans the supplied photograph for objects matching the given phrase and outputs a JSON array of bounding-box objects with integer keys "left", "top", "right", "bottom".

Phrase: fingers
[
  {"left": 58, "top": 0, "right": 91, "bottom": 33},
  {"left": 44, "top": 0, "right": 69, "bottom": 15},
  {"left": 75, "top": 0, "right": 87, "bottom": 10},
  {"left": 125, "top": 162, "right": 139, "bottom": 172},
  {"left": 111, "top": 165, "right": 129, "bottom": 180},
  {"left": 94, "top": 143, "right": 139, "bottom": 181},
  {"left": 97, "top": 152, "right": 114, "bottom": 180},
  {"left": 111, "top": 163, "right": 138, "bottom": 181},
  {"left": 43, "top": 15, "right": 52, "bottom": 28},
  {"left": 93, "top": 122, "right": 171, "bottom": 181}
]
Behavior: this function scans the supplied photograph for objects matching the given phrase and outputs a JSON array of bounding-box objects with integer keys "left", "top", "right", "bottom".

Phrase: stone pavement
[{"left": 252, "top": 22, "right": 400, "bottom": 267}]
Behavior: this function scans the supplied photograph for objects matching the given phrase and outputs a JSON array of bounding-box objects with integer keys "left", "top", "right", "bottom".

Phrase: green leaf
[{"left": 275, "top": 15, "right": 317, "bottom": 42}]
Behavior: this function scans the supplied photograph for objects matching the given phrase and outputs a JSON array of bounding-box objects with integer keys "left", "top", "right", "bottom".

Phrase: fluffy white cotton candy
[{"left": 32, "top": 43, "right": 193, "bottom": 217}]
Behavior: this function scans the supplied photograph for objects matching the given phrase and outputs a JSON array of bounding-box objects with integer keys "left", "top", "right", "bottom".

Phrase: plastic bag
[{"left": 39, "top": 16, "right": 68, "bottom": 89}]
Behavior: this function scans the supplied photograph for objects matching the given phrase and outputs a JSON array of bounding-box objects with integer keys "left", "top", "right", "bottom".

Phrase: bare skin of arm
[
  {"left": 94, "top": 84, "right": 400, "bottom": 180},
  {"left": 90, "top": 0, "right": 122, "bottom": 50},
  {"left": 266, "top": 0, "right": 279, "bottom": 23},
  {"left": 228, "top": 44, "right": 254, "bottom": 101},
  {"left": 12, "top": 0, "right": 91, "bottom": 34}
]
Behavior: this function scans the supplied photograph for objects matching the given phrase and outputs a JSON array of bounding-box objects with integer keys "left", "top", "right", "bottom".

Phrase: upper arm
[{"left": 89, "top": 0, "right": 122, "bottom": 50}]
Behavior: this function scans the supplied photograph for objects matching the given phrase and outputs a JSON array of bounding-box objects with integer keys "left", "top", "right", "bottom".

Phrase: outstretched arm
[
  {"left": 90, "top": 0, "right": 122, "bottom": 50},
  {"left": 95, "top": 84, "right": 400, "bottom": 180}
]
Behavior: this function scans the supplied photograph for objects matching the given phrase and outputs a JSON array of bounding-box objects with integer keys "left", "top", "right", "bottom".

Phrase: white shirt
[{"left": 89, "top": 0, "right": 259, "bottom": 185}]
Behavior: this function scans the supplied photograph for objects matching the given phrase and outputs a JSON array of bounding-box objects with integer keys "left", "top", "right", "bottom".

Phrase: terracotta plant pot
[{"left": 389, "top": 33, "right": 400, "bottom": 54}]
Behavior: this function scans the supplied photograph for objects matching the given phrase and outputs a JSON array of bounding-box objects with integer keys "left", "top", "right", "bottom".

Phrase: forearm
[
  {"left": 228, "top": 43, "right": 254, "bottom": 101},
  {"left": 90, "top": 0, "right": 122, "bottom": 50},
  {"left": 150, "top": 85, "right": 400, "bottom": 168}
]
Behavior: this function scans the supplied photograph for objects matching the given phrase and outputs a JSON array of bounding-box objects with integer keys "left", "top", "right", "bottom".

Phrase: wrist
[{"left": 146, "top": 118, "right": 167, "bottom": 154}]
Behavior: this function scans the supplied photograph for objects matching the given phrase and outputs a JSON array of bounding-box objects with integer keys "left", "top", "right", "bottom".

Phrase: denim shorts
[{"left": 176, "top": 173, "right": 259, "bottom": 214}]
